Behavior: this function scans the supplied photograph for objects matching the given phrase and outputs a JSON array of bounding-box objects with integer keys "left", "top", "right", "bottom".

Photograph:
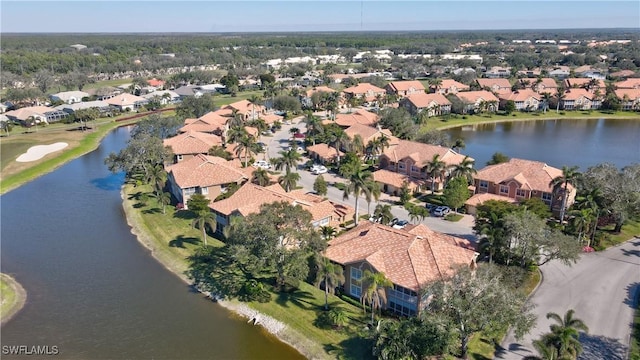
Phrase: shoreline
[
  {"left": 1, "top": 273, "right": 27, "bottom": 326},
  {"left": 433, "top": 113, "right": 639, "bottom": 130},
  {"left": 120, "top": 188, "right": 326, "bottom": 360}
]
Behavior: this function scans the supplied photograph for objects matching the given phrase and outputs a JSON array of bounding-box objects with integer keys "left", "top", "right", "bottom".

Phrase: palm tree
[
  {"left": 539, "top": 310, "right": 589, "bottom": 360},
  {"left": 146, "top": 164, "right": 167, "bottom": 199},
  {"left": 229, "top": 108, "right": 244, "bottom": 128},
  {"left": 157, "top": 191, "right": 172, "bottom": 214},
  {"left": 278, "top": 170, "right": 300, "bottom": 192},
  {"left": 350, "top": 134, "right": 365, "bottom": 157},
  {"left": 320, "top": 225, "right": 337, "bottom": 240},
  {"left": 303, "top": 112, "right": 323, "bottom": 146},
  {"left": 314, "top": 255, "right": 345, "bottom": 310},
  {"left": 374, "top": 204, "right": 394, "bottom": 225},
  {"left": 328, "top": 128, "right": 350, "bottom": 163},
  {"left": 289, "top": 127, "right": 300, "bottom": 140},
  {"left": 569, "top": 207, "right": 593, "bottom": 243},
  {"left": 550, "top": 165, "right": 581, "bottom": 222},
  {"left": 235, "top": 134, "right": 259, "bottom": 167},
  {"left": 251, "top": 168, "right": 271, "bottom": 186},
  {"left": 248, "top": 94, "right": 263, "bottom": 121},
  {"left": 556, "top": 87, "right": 566, "bottom": 113},
  {"left": 407, "top": 205, "right": 426, "bottom": 224},
  {"left": 575, "top": 187, "right": 603, "bottom": 246},
  {"left": 541, "top": 92, "right": 552, "bottom": 113},
  {"left": 249, "top": 118, "right": 268, "bottom": 142},
  {"left": 453, "top": 138, "right": 466, "bottom": 153},
  {"left": 187, "top": 195, "right": 217, "bottom": 247},
  {"left": 273, "top": 148, "right": 302, "bottom": 174},
  {"left": 364, "top": 181, "right": 381, "bottom": 215},
  {"left": 523, "top": 339, "right": 573, "bottom": 360},
  {"left": 450, "top": 156, "right": 476, "bottom": 184},
  {"left": 423, "top": 154, "right": 448, "bottom": 194},
  {"left": 328, "top": 307, "right": 349, "bottom": 329},
  {"left": 360, "top": 270, "right": 393, "bottom": 324},
  {"left": 343, "top": 161, "right": 374, "bottom": 225},
  {"left": 226, "top": 126, "right": 248, "bottom": 145}
]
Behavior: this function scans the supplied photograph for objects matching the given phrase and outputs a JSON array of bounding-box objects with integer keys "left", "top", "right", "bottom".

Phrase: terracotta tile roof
[
  {"left": 615, "top": 78, "right": 640, "bottom": 89},
  {"left": 381, "top": 140, "right": 470, "bottom": 167},
  {"left": 564, "top": 78, "right": 605, "bottom": 89},
  {"left": 614, "top": 88, "right": 640, "bottom": 100},
  {"left": 562, "top": 88, "right": 595, "bottom": 101},
  {"left": 166, "top": 154, "right": 248, "bottom": 189},
  {"left": 223, "top": 99, "right": 265, "bottom": 115},
  {"left": 163, "top": 131, "right": 223, "bottom": 155},
  {"left": 104, "top": 93, "right": 146, "bottom": 106},
  {"left": 498, "top": 89, "right": 540, "bottom": 102},
  {"left": 342, "top": 83, "right": 386, "bottom": 95},
  {"left": 474, "top": 158, "right": 568, "bottom": 193},
  {"left": 387, "top": 80, "right": 425, "bottom": 93},
  {"left": 307, "top": 143, "right": 343, "bottom": 161},
  {"left": 404, "top": 93, "right": 451, "bottom": 108},
  {"left": 334, "top": 109, "right": 379, "bottom": 127},
  {"left": 476, "top": 78, "right": 512, "bottom": 90},
  {"left": 610, "top": 70, "right": 636, "bottom": 78},
  {"left": 373, "top": 169, "right": 423, "bottom": 190},
  {"left": 210, "top": 182, "right": 350, "bottom": 223},
  {"left": 455, "top": 90, "right": 499, "bottom": 104},
  {"left": 259, "top": 113, "right": 283, "bottom": 125},
  {"left": 147, "top": 78, "right": 165, "bottom": 87},
  {"left": 465, "top": 192, "right": 519, "bottom": 207},
  {"left": 438, "top": 79, "right": 470, "bottom": 91},
  {"left": 180, "top": 112, "right": 228, "bottom": 133},
  {"left": 306, "top": 86, "right": 337, "bottom": 97},
  {"left": 5, "top": 106, "right": 55, "bottom": 121},
  {"left": 326, "top": 221, "right": 477, "bottom": 291},
  {"left": 244, "top": 126, "right": 259, "bottom": 137}
]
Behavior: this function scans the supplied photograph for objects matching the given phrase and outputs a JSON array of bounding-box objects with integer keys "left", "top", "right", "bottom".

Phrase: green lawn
[
  {"left": 598, "top": 218, "right": 640, "bottom": 249},
  {"left": 631, "top": 302, "right": 640, "bottom": 360},
  {"left": 0, "top": 276, "right": 17, "bottom": 318}
]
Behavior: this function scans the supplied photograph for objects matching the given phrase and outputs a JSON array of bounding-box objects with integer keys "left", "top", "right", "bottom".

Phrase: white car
[
  {"left": 252, "top": 160, "right": 271, "bottom": 170},
  {"left": 311, "top": 165, "right": 327, "bottom": 175}
]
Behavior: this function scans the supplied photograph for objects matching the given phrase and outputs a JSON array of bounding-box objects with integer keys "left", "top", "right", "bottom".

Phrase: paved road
[
  {"left": 263, "top": 118, "right": 476, "bottom": 242},
  {"left": 496, "top": 238, "right": 640, "bottom": 360}
]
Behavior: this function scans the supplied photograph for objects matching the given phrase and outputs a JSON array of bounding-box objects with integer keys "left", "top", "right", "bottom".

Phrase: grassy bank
[
  {"left": 122, "top": 184, "right": 370, "bottom": 359},
  {"left": 427, "top": 110, "right": 639, "bottom": 131},
  {"left": 598, "top": 218, "right": 640, "bottom": 249},
  {"left": 0, "top": 273, "right": 27, "bottom": 326},
  {"left": 631, "top": 298, "right": 640, "bottom": 360}
]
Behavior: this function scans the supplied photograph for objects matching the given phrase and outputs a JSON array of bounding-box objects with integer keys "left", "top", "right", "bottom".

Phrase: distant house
[
  {"left": 166, "top": 154, "right": 250, "bottom": 206},
  {"left": 56, "top": 100, "right": 111, "bottom": 115},
  {"left": 342, "top": 83, "right": 386, "bottom": 105},
  {"left": 400, "top": 93, "right": 451, "bottom": 116},
  {"left": 498, "top": 89, "right": 541, "bottom": 112},
  {"left": 559, "top": 88, "right": 601, "bottom": 110},
  {"left": 147, "top": 78, "right": 165, "bottom": 90},
  {"left": 385, "top": 80, "right": 426, "bottom": 98},
  {"left": 484, "top": 66, "right": 511, "bottom": 79},
  {"left": 467, "top": 158, "right": 576, "bottom": 217},
  {"left": 307, "top": 143, "right": 343, "bottom": 164},
  {"left": 574, "top": 66, "right": 607, "bottom": 80},
  {"left": 343, "top": 123, "right": 398, "bottom": 148},
  {"left": 563, "top": 78, "right": 605, "bottom": 91},
  {"left": 325, "top": 221, "right": 477, "bottom": 316},
  {"left": 174, "top": 85, "right": 204, "bottom": 99},
  {"left": 70, "top": 44, "right": 87, "bottom": 50},
  {"left": 520, "top": 78, "right": 558, "bottom": 95},
  {"left": 104, "top": 93, "right": 147, "bottom": 112},
  {"left": 476, "top": 78, "right": 511, "bottom": 94},
  {"left": 220, "top": 99, "right": 265, "bottom": 121},
  {"left": 163, "top": 131, "right": 224, "bottom": 163},
  {"left": 614, "top": 78, "right": 640, "bottom": 90},
  {"left": 333, "top": 109, "right": 379, "bottom": 127},
  {"left": 378, "top": 140, "right": 470, "bottom": 192},
  {"left": 210, "top": 182, "right": 354, "bottom": 233},
  {"left": 614, "top": 89, "right": 640, "bottom": 110},
  {"left": 5, "top": 106, "right": 69, "bottom": 124},
  {"left": 50, "top": 91, "right": 90, "bottom": 104},
  {"left": 179, "top": 112, "right": 230, "bottom": 138},
  {"left": 454, "top": 90, "right": 499, "bottom": 114},
  {"left": 548, "top": 66, "right": 571, "bottom": 79},
  {"left": 432, "top": 79, "right": 470, "bottom": 95},
  {"left": 141, "top": 90, "right": 180, "bottom": 105}
]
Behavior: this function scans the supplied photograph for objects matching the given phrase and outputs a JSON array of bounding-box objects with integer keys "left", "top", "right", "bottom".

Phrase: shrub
[
  {"left": 239, "top": 279, "right": 272, "bottom": 303},
  {"left": 334, "top": 182, "right": 346, "bottom": 191}
]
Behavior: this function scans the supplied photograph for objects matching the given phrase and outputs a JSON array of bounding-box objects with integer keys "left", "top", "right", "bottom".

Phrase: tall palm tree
[
  {"left": 364, "top": 181, "right": 381, "bottom": 215},
  {"left": 329, "top": 128, "right": 350, "bottom": 163},
  {"left": 540, "top": 310, "right": 589, "bottom": 360},
  {"left": 235, "top": 134, "right": 259, "bottom": 167},
  {"left": 423, "top": 154, "right": 448, "bottom": 194},
  {"left": 575, "top": 187, "right": 603, "bottom": 246},
  {"left": 550, "top": 165, "right": 581, "bottom": 222},
  {"left": 248, "top": 94, "right": 263, "bottom": 121},
  {"left": 273, "top": 148, "right": 302, "bottom": 174},
  {"left": 453, "top": 138, "right": 466, "bottom": 153},
  {"left": 251, "top": 168, "right": 271, "bottom": 186},
  {"left": 360, "top": 270, "right": 393, "bottom": 324},
  {"left": 278, "top": 170, "right": 300, "bottom": 192},
  {"left": 188, "top": 195, "right": 216, "bottom": 247},
  {"left": 249, "top": 118, "right": 268, "bottom": 142},
  {"left": 350, "top": 134, "right": 365, "bottom": 157},
  {"left": 541, "top": 92, "right": 552, "bottom": 113},
  {"left": 157, "top": 191, "right": 171, "bottom": 215},
  {"left": 556, "top": 87, "right": 566, "bottom": 113},
  {"left": 226, "top": 126, "right": 248, "bottom": 145},
  {"left": 145, "top": 163, "right": 167, "bottom": 199},
  {"left": 374, "top": 204, "right": 394, "bottom": 225},
  {"left": 450, "top": 156, "right": 477, "bottom": 184},
  {"left": 314, "top": 255, "right": 345, "bottom": 310},
  {"left": 229, "top": 108, "right": 244, "bottom": 128},
  {"left": 343, "top": 161, "right": 374, "bottom": 225},
  {"left": 523, "top": 339, "right": 573, "bottom": 360},
  {"left": 304, "top": 112, "right": 323, "bottom": 146},
  {"left": 569, "top": 207, "right": 593, "bottom": 243}
]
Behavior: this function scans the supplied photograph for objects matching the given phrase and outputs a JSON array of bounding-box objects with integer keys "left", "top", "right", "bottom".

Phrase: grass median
[{"left": 0, "top": 273, "right": 27, "bottom": 325}]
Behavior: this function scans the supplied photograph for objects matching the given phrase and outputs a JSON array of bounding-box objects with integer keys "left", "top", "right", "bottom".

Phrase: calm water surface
[
  {"left": 446, "top": 118, "right": 640, "bottom": 169},
  {"left": 0, "top": 126, "right": 303, "bottom": 360}
]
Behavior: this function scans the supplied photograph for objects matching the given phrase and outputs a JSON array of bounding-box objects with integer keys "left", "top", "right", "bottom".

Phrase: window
[
  {"left": 411, "top": 165, "right": 420, "bottom": 173},
  {"left": 184, "top": 187, "right": 196, "bottom": 196},
  {"left": 398, "top": 162, "right": 405, "bottom": 170},
  {"left": 350, "top": 267, "right": 362, "bottom": 298},
  {"left": 479, "top": 180, "right": 488, "bottom": 189},
  {"left": 500, "top": 185, "right": 509, "bottom": 194},
  {"left": 177, "top": 154, "right": 183, "bottom": 161},
  {"left": 542, "top": 192, "right": 553, "bottom": 202},
  {"left": 200, "top": 187, "right": 208, "bottom": 195},
  {"left": 516, "top": 189, "right": 526, "bottom": 197}
]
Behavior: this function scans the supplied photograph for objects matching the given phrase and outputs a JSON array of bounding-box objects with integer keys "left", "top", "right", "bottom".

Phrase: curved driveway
[{"left": 497, "top": 238, "right": 640, "bottom": 360}]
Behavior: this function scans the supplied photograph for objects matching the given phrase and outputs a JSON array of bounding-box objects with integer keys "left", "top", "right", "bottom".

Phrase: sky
[{"left": 1, "top": 1, "right": 639, "bottom": 33}]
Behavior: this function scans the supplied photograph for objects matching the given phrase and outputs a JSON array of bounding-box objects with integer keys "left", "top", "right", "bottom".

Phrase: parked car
[
  {"left": 311, "top": 165, "right": 327, "bottom": 175},
  {"left": 432, "top": 206, "right": 451, "bottom": 217},
  {"left": 425, "top": 203, "right": 437, "bottom": 211},
  {"left": 392, "top": 220, "right": 409, "bottom": 229},
  {"left": 252, "top": 160, "right": 272, "bottom": 169}
]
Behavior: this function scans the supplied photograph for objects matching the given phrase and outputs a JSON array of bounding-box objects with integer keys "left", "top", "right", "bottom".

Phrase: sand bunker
[{"left": 16, "top": 142, "right": 69, "bottom": 162}]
